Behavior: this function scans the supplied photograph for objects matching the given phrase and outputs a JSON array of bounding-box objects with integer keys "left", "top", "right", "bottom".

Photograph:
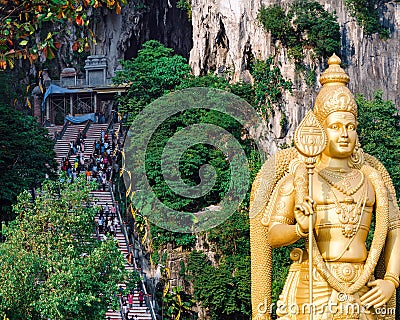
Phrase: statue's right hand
[{"left": 294, "top": 196, "right": 316, "bottom": 232}]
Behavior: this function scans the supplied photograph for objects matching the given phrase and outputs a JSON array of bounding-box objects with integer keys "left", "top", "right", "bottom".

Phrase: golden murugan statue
[{"left": 250, "top": 54, "right": 400, "bottom": 320}]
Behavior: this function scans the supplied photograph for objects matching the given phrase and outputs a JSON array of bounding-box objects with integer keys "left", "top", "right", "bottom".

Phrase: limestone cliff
[
  {"left": 92, "top": 0, "right": 192, "bottom": 77},
  {"left": 94, "top": 0, "right": 399, "bottom": 154},
  {"left": 189, "top": 0, "right": 400, "bottom": 151}
]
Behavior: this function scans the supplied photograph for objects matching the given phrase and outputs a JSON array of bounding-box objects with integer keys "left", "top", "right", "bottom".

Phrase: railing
[
  {"left": 110, "top": 186, "right": 158, "bottom": 320},
  {"left": 59, "top": 121, "right": 69, "bottom": 139},
  {"left": 83, "top": 120, "right": 91, "bottom": 135},
  {"left": 109, "top": 119, "right": 157, "bottom": 320}
]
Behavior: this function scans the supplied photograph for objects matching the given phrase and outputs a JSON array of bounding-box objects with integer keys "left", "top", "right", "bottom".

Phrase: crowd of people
[
  {"left": 58, "top": 122, "right": 152, "bottom": 319},
  {"left": 60, "top": 128, "right": 121, "bottom": 192},
  {"left": 96, "top": 202, "right": 119, "bottom": 239}
]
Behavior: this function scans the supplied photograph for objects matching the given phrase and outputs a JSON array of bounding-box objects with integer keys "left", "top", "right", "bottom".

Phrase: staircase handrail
[
  {"left": 109, "top": 187, "right": 157, "bottom": 320},
  {"left": 108, "top": 118, "right": 157, "bottom": 319},
  {"left": 106, "top": 116, "right": 114, "bottom": 137},
  {"left": 83, "top": 120, "right": 91, "bottom": 135},
  {"left": 59, "top": 121, "right": 69, "bottom": 139}
]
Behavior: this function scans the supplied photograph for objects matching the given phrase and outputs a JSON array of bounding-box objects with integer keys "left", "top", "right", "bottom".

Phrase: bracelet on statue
[
  {"left": 384, "top": 272, "right": 400, "bottom": 289},
  {"left": 295, "top": 223, "right": 309, "bottom": 238}
]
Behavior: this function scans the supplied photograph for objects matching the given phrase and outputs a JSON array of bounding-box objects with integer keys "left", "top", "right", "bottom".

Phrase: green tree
[
  {"left": 288, "top": 0, "right": 341, "bottom": 59},
  {"left": 0, "top": 103, "right": 57, "bottom": 220},
  {"left": 115, "top": 41, "right": 259, "bottom": 253},
  {"left": 356, "top": 90, "right": 400, "bottom": 194},
  {"left": 176, "top": 0, "right": 192, "bottom": 20},
  {"left": 0, "top": 177, "right": 126, "bottom": 319},
  {"left": 112, "top": 40, "right": 192, "bottom": 117},
  {"left": 162, "top": 286, "right": 194, "bottom": 320},
  {"left": 251, "top": 57, "right": 293, "bottom": 119},
  {"left": 257, "top": 5, "right": 294, "bottom": 45},
  {"left": 186, "top": 250, "right": 251, "bottom": 320},
  {"left": 114, "top": 41, "right": 294, "bottom": 320},
  {"left": 0, "top": 70, "right": 24, "bottom": 107},
  {"left": 356, "top": 91, "right": 400, "bottom": 314}
]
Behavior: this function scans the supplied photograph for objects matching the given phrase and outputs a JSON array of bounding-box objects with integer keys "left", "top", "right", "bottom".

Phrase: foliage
[
  {"left": 345, "top": 0, "right": 390, "bottom": 37},
  {"left": 0, "top": 0, "right": 128, "bottom": 68},
  {"left": 356, "top": 90, "right": 400, "bottom": 195},
  {"left": 179, "top": 58, "right": 292, "bottom": 122},
  {"left": 151, "top": 225, "right": 197, "bottom": 252},
  {"left": 258, "top": 0, "right": 341, "bottom": 62},
  {"left": 176, "top": 0, "right": 192, "bottom": 20},
  {"left": 356, "top": 91, "right": 400, "bottom": 312},
  {"left": 115, "top": 41, "right": 262, "bottom": 255},
  {"left": 112, "top": 40, "right": 192, "bottom": 118},
  {"left": 162, "top": 286, "right": 194, "bottom": 320},
  {"left": 178, "top": 72, "right": 256, "bottom": 113},
  {"left": 183, "top": 209, "right": 254, "bottom": 319},
  {"left": 0, "top": 70, "right": 24, "bottom": 107},
  {"left": 289, "top": 0, "right": 341, "bottom": 59},
  {"left": 0, "top": 177, "right": 126, "bottom": 319},
  {"left": 186, "top": 250, "right": 251, "bottom": 320},
  {"left": 113, "top": 41, "right": 258, "bottom": 119},
  {"left": 141, "top": 105, "right": 252, "bottom": 252},
  {"left": 113, "top": 40, "right": 290, "bottom": 122},
  {"left": 174, "top": 210, "right": 253, "bottom": 319},
  {"left": 257, "top": 5, "right": 294, "bottom": 46},
  {"left": 207, "top": 210, "right": 250, "bottom": 257},
  {"left": 0, "top": 103, "right": 57, "bottom": 220},
  {"left": 114, "top": 41, "right": 293, "bottom": 319},
  {"left": 251, "top": 57, "right": 293, "bottom": 119}
]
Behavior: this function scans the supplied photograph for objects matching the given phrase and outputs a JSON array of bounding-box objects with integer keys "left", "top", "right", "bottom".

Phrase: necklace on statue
[
  {"left": 318, "top": 169, "right": 367, "bottom": 238},
  {"left": 318, "top": 168, "right": 365, "bottom": 202}
]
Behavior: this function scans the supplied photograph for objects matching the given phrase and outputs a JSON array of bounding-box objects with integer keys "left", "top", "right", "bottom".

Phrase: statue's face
[{"left": 322, "top": 111, "right": 357, "bottom": 159}]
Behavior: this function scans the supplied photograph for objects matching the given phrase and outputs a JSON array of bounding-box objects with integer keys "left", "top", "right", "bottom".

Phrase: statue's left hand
[{"left": 359, "top": 279, "right": 395, "bottom": 309}]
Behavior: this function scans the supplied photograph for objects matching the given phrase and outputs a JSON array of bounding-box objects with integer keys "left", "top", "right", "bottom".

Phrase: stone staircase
[
  {"left": 127, "top": 295, "right": 153, "bottom": 320},
  {"left": 49, "top": 117, "right": 154, "bottom": 320},
  {"left": 83, "top": 123, "right": 109, "bottom": 158},
  {"left": 45, "top": 125, "right": 64, "bottom": 139},
  {"left": 54, "top": 123, "right": 87, "bottom": 165},
  {"left": 91, "top": 190, "right": 152, "bottom": 320}
]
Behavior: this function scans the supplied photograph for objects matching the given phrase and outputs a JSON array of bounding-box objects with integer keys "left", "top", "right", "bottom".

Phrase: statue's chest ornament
[{"left": 318, "top": 168, "right": 368, "bottom": 238}]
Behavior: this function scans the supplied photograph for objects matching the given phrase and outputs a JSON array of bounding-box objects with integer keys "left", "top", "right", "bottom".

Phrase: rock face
[
  {"left": 92, "top": 0, "right": 192, "bottom": 77},
  {"left": 188, "top": 0, "right": 314, "bottom": 151},
  {"left": 95, "top": 0, "right": 399, "bottom": 153},
  {"left": 85, "top": 0, "right": 400, "bottom": 166},
  {"left": 188, "top": 0, "right": 400, "bottom": 152},
  {"left": 190, "top": 0, "right": 271, "bottom": 80},
  {"left": 190, "top": 0, "right": 400, "bottom": 99}
]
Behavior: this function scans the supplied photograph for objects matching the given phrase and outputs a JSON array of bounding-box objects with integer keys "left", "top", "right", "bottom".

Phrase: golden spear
[{"left": 294, "top": 110, "right": 327, "bottom": 319}]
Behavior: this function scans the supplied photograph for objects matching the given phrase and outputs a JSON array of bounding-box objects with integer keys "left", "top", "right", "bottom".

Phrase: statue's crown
[{"left": 313, "top": 54, "right": 357, "bottom": 123}]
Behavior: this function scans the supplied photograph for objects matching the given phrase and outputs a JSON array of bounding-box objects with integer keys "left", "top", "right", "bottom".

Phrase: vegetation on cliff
[
  {"left": 345, "top": 0, "right": 390, "bottom": 37},
  {"left": 258, "top": 0, "right": 341, "bottom": 63},
  {"left": 113, "top": 40, "right": 400, "bottom": 319}
]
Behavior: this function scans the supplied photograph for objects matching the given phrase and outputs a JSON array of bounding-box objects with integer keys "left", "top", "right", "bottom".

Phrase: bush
[{"left": 258, "top": 0, "right": 341, "bottom": 62}]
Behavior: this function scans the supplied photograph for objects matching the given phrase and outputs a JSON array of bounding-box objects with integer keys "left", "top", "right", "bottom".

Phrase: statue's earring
[{"left": 349, "top": 137, "right": 364, "bottom": 169}]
